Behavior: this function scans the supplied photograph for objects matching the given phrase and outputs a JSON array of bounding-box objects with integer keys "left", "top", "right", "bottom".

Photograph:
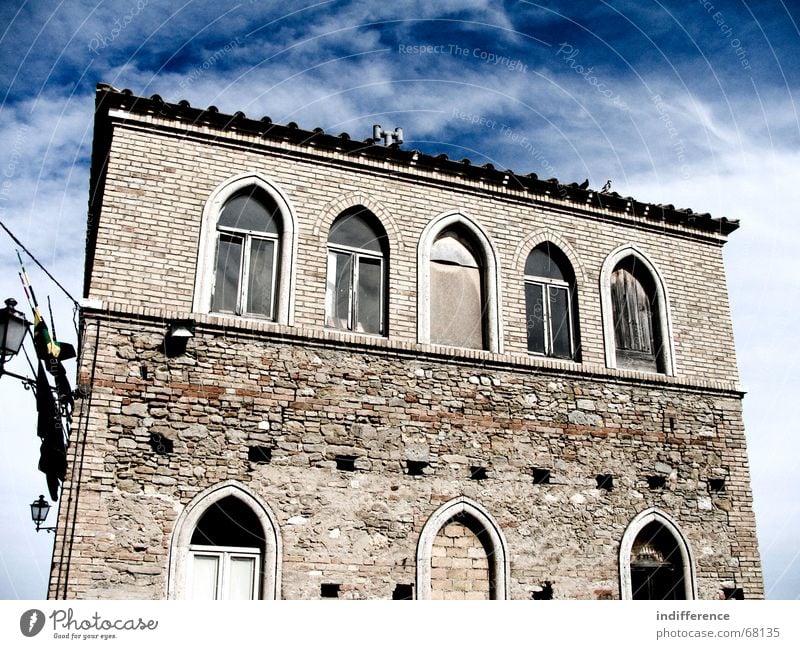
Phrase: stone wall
[{"left": 49, "top": 314, "right": 762, "bottom": 599}]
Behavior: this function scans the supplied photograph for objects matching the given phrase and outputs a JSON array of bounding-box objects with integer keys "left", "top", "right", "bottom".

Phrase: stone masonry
[{"left": 48, "top": 85, "right": 763, "bottom": 600}]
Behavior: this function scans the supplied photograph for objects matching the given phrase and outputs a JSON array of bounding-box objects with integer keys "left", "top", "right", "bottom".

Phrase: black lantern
[
  {"left": 30, "top": 494, "right": 55, "bottom": 533},
  {"left": 0, "top": 298, "right": 29, "bottom": 367}
]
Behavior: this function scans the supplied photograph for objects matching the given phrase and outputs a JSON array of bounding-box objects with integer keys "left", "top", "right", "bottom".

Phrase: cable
[{"left": 0, "top": 219, "right": 79, "bottom": 307}]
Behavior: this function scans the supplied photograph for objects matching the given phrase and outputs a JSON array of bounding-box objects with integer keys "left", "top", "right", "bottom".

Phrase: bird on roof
[
  {"left": 578, "top": 179, "right": 589, "bottom": 190},
  {"left": 601, "top": 179, "right": 612, "bottom": 193}
]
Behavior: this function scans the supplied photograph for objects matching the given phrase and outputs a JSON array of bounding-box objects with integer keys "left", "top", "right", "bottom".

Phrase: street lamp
[
  {"left": 30, "top": 495, "right": 56, "bottom": 533},
  {"left": 0, "top": 298, "right": 33, "bottom": 384}
]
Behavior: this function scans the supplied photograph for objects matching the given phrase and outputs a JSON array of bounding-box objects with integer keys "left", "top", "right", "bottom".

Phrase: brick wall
[
  {"left": 86, "top": 114, "right": 739, "bottom": 384},
  {"left": 431, "top": 516, "right": 492, "bottom": 600}
]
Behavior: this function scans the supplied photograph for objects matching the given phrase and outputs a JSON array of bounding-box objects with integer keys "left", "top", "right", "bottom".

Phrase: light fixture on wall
[
  {"left": 164, "top": 319, "right": 195, "bottom": 357},
  {"left": 0, "top": 298, "right": 33, "bottom": 385},
  {"left": 30, "top": 494, "right": 56, "bottom": 533}
]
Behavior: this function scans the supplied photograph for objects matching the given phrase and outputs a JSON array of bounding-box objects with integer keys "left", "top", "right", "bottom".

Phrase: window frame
[
  {"left": 325, "top": 241, "right": 386, "bottom": 335},
  {"left": 193, "top": 172, "right": 297, "bottom": 327},
  {"left": 599, "top": 245, "right": 676, "bottom": 376},
  {"left": 418, "top": 212, "right": 502, "bottom": 353},
  {"left": 619, "top": 508, "right": 697, "bottom": 600},
  {"left": 524, "top": 272, "right": 575, "bottom": 360},
  {"left": 187, "top": 544, "right": 262, "bottom": 600},
  {"left": 212, "top": 218, "right": 280, "bottom": 320},
  {"left": 167, "top": 481, "right": 282, "bottom": 600}
]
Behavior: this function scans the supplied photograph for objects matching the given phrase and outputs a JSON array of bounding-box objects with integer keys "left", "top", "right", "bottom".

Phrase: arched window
[
  {"left": 168, "top": 482, "right": 281, "bottom": 600},
  {"left": 620, "top": 508, "right": 696, "bottom": 600},
  {"left": 188, "top": 496, "right": 265, "bottom": 600},
  {"left": 629, "top": 522, "right": 687, "bottom": 599},
  {"left": 610, "top": 257, "right": 663, "bottom": 372},
  {"left": 417, "top": 497, "right": 508, "bottom": 600},
  {"left": 600, "top": 246, "right": 675, "bottom": 375},
  {"left": 325, "top": 208, "right": 388, "bottom": 335},
  {"left": 430, "top": 228, "right": 486, "bottom": 349},
  {"left": 211, "top": 188, "right": 282, "bottom": 319},
  {"left": 194, "top": 173, "right": 296, "bottom": 325},
  {"left": 524, "top": 243, "right": 578, "bottom": 360}
]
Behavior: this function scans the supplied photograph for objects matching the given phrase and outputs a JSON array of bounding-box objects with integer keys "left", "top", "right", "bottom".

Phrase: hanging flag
[
  {"left": 18, "top": 252, "right": 75, "bottom": 413},
  {"left": 35, "top": 363, "right": 67, "bottom": 501},
  {"left": 19, "top": 252, "right": 72, "bottom": 501}
]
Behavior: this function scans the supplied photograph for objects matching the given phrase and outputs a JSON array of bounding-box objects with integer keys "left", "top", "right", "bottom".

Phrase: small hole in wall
[
  {"left": 335, "top": 455, "right": 357, "bottom": 472},
  {"left": 647, "top": 475, "right": 666, "bottom": 490},
  {"left": 248, "top": 446, "right": 272, "bottom": 464},
  {"left": 392, "top": 584, "right": 413, "bottom": 600},
  {"left": 139, "top": 365, "right": 148, "bottom": 380},
  {"left": 470, "top": 466, "right": 488, "bottom": 481},
  {"left": 709, "top": 478, "right": 726, "bottom": 493},
  {"left": 723, "top": 587, "right": 744, "bottom": 600},
  {"left": 596, "top": 474, "right": 613, "bottom": 491},
  {"left": 531, "top": 581, "right": 553, "bottom": 600},
  {"left": 320, "top": 583, "right": 340, "bottom": 599},
  {"left": 532, "top": 468, "right": 551, "bottom": 485},
  {"left": 406, "top": 460, "right": 428, "bottom": 476},
  {"left": 148, "top": 433, "right": 173, "bottom": 455}
]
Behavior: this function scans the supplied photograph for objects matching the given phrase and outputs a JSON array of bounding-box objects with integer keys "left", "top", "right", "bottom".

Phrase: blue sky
[{"left": 0, "top": 0, "right": 798, "bottom": 599}]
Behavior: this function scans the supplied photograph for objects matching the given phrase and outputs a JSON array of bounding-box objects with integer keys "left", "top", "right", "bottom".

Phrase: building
[{"left": 48, "top": 83, "right": 763, "bottom": 599}]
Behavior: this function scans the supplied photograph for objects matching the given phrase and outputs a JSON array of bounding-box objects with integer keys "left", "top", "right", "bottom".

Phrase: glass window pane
[
  {"left": 328, "top": 210, "right": 386, "bottom": 252},
  {"left": 212, "top": 234, "right": 242, "bottom": 313},
  {"left": 525, "top": 247, "right": 566, "bottom": 281},
  {"left": 356, "top": 257, "right": 382, "bottom": 334},
  {"left": 191, "top": 555, "right": 219, "bottom": 600},
  {"left": 525, "top": 282, "right": 545, "bottom": 354},
  {"left": 218, "top": 192, "right": 280, "bottom": 234},
  {"left": 246, "top": 238, "right": 276, "bottom": 318},
  {"left": 326, "top": 251, "right": 353, "bottom": 329},
  {"left": 549, "top": 286, "right": 572, "bottom": 359},
  {"left": 228, "top": 556, "right": 256, "bottom": 600}
]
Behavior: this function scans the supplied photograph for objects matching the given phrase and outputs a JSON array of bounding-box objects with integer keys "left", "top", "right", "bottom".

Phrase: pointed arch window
[
  {"left": 168, "top": 482, "right": 281, "bottom": 600},
  {"left": 611, "top": 257, "right": 663, "bottom": 372},
  {"left": 211, "top": 188, "right": 282, "bottom": 319},
  {"left": 524, "top": 244, "right": 578, "bottom": 360},
  {"left": 620, "top": 508, "right": 696, "bottom": 600},
  {"left": 430, "top": 229, "right": 486, "bottom": 350},
  {"left": 325, "top": 208, "right": 388, "bottom": 335},
  {"left": 187, "top": 496, "right": 265, "bottom": 600},
  {"left": 629, "top": 522, "right": 687, "bottom": 600}
]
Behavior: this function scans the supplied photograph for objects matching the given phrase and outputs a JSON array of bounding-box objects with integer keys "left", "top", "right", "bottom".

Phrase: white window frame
[
  {"left": 619, "top": 508, "right": 697, "bottom": 600},
  {"left": 524, "top": 274, "right": 575, "bottom": 359},
  {"left": 167, "top": 481, "right": 282, "bottom": 600},
  {"left": 599, "top": 244, "right": 676, "bottom": 375},
  {"left": 213, "top": 224, "right": 280, "bottom": 320},
  {"left": 416, "top": 496, "right": 509, "bottom": 600},
  {"left": 325, "top": 242, "right": 385, "bottom": 335},
  {"left": 187, "top": 544, "right": 261, "bottom": 600},
  {"left": 194, "top": 172, "right": 298, "bottom": 326}
]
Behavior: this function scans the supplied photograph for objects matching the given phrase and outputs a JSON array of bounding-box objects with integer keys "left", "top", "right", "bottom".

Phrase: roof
[{"left": 92, "top": 83, "right": 739, "bottom": 237}]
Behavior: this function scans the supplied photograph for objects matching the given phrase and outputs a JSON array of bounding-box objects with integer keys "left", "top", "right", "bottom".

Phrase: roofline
[{"left": 91, "top": 83, "right": 740, "bottom": 237}]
